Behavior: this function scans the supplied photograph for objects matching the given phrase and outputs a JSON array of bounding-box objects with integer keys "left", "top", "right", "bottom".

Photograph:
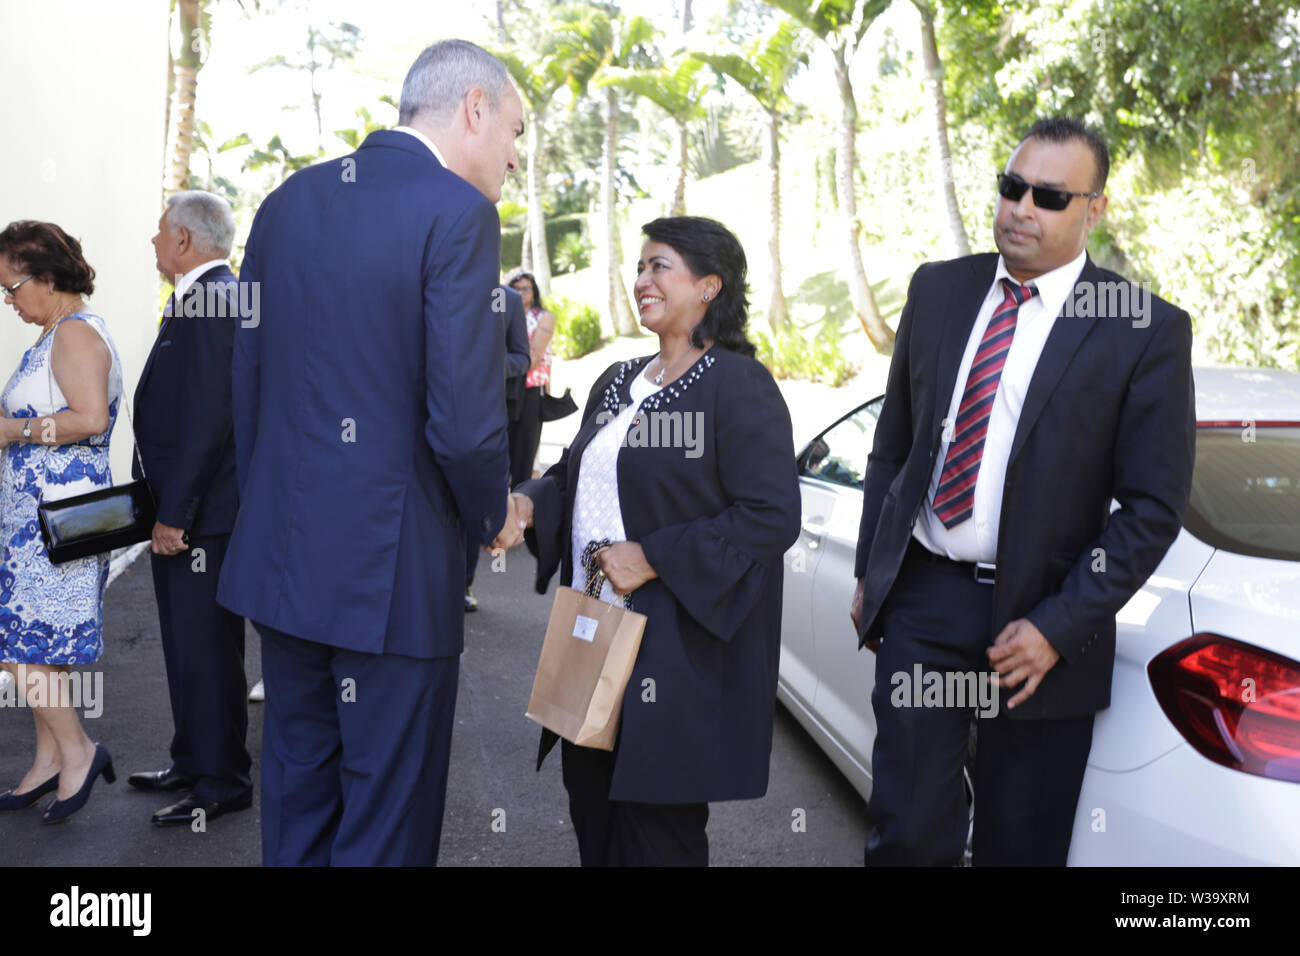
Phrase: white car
[{"left": 778, "top": 365, "right": 1300, "bottom": 865}]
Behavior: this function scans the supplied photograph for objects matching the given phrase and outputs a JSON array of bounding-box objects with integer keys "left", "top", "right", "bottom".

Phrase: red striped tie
[{"left": 932, "top": 279, "right": 1038, "bottom": 529}]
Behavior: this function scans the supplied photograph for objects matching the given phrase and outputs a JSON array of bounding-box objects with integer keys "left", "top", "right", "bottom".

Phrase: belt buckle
[{"left": 974, "top": 562, "right": 996, "bottom": 585}]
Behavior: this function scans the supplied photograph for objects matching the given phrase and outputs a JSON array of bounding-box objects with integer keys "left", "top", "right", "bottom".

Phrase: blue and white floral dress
[{"left": 0, "top": 313, "right": 123, "bottom": 665}]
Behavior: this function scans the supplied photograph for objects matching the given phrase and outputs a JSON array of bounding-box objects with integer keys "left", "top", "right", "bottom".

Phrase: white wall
[{"left": 0, "top": 0, "right": 169, "bottom": 483}]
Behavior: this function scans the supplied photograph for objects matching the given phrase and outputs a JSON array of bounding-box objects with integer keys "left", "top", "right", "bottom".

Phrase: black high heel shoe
[
  {"left": 41, "top": 744, "right": 114, "bottom": 825},
  {"left": 0, "top": 773, "right": 59, "bottom": 811}
]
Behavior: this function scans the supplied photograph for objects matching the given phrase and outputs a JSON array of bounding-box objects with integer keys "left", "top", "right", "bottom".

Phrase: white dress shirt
[
  {"left": 392, "top": 125, "right": 449, "bottom": 169},
  {"left": 171, "top": 258, "right": 230, "bottom": 304},
  {"left": 913, "top": 248, "right": 1088, "bottom": 563}
]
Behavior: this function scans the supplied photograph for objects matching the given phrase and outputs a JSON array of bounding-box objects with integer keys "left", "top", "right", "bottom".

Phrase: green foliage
[
  {"left": 688, "top": 104, "right": 762, "bottom": 179},
  {"left": 754, "top": 324, "right": 856, "bottom": 385},
  {"left": 241, "top": 134, "right": 319, "bottom": 182},
  {"left": 934, "top": 0, "right": 1300, "bottom": 367},
  {"left": 691, "top": 15, "right": 809, "bottom": 114},
  {"left": 333, "top": 102, "right": 394, "bottom": 150},
  {"left": 501, "top": 213, "right": 588, "bottom": 272},
  {"left": 553, "top": 231, "right": 592, "bottom": 274},
  {"left": 551, "top": 296, "right": 604, "bottom": 359},
  {"left": 594, "top": 56, "right": 707, "bottom": 122}
]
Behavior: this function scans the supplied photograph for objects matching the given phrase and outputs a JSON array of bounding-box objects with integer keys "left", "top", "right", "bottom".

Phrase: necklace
[
  {"left": 36, "top": 299, "right": 83, "bottom": 346},
  {"left": 651, "top": 348, "right": 699, "bottom": 386}
]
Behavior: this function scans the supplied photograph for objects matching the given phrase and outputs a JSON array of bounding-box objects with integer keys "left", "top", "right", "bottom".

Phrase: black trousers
[
  {"left": 561, "top": 740, "right": 709, "bottom": 867},
  {"left": 864, "top": 541, "right": 1094, "bottom": 866},
  {"left": 508, "top": 385, "right": 544, "bottom": 489},
  {"left": 151, "top": 532, "right": 252, "bottom": 803}
]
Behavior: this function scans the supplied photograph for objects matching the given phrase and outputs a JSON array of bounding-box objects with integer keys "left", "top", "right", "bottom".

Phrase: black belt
[{"left": 905, "top": 537, "right": 996, "bottom": 585}]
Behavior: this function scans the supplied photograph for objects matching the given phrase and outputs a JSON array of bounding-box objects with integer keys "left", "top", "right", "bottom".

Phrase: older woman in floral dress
[{"left": 0, "top": 220, "right": 122, "bottom": 824}]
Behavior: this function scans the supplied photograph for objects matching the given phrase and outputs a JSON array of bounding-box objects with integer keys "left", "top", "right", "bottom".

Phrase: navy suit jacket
[
  {"left": 216, "top": 130, "right": 510, "bottom": 659},
  {"left": 853, "top": 254, "right": 1196, "bottom": 719},
  {"left": 132, "top": 264, "right": 239, "bottom": 536}
]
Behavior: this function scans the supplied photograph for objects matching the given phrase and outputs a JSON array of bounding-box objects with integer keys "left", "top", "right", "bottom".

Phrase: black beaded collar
[{"left": 599, "top": 351, "right": 718, "bottom": 416}]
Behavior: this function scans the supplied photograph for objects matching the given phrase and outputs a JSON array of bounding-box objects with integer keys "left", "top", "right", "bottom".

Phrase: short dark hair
[
  {"left": 505, "top": 268, "right": 543, "bottom": 310},
  {"left": 1019, "top": 116, "right": 1110, "bottom": 194},
  {"left": 0, "top": 220, "right": 95, "bottom": 295},
  {"left": 640, "top": 216, "right": 754, "bottom": 357}
]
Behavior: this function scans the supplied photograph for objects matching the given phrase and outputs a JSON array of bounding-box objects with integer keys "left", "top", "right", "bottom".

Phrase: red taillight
[{"left": 1149, "top": 634, "right": 1300, "bottom": 783}]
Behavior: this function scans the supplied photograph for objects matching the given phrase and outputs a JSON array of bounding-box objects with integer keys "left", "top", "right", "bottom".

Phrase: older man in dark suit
[
  {"left": 216, "top": 40, "right": 524, "bottom": 866},
  {"left": 129, "top": 190, "right": 251, "bottom": 826},
  {"left": 850, "top": 117, "right": 1196, "bottom": 866}
]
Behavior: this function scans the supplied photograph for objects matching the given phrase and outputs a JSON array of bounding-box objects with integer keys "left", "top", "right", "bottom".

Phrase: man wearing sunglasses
[{"left": 851, "top": 116, "right": 1195, "bottom": 865}]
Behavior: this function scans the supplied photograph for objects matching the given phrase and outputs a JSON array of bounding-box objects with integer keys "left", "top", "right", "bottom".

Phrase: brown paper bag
[{"left": 525, "top": 585, "right": 647, "bottom": 751}]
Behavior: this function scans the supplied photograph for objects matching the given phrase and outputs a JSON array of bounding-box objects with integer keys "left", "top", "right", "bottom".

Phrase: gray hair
[
  {"left": 164, "top": 190, "right": 236, "bottom": 258},
  {"left": 398, "top": 39, "right": 510, "bottom": 127}
]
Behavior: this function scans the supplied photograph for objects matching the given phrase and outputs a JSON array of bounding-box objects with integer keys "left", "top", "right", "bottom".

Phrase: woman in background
[
  {"left": 0, "top": 220, "right": 123, "bottom": 824},
  {"left": 505, "top": 269, "right": 555, "bottom": 487}
]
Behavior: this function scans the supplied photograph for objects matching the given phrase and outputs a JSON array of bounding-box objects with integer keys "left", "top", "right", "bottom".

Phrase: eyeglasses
[
  {"left": 997, "top": 172, "right": 1100, "bottom": 211},
  {"left": 1, "top": 275, "right": 33, "bottom": 297}
]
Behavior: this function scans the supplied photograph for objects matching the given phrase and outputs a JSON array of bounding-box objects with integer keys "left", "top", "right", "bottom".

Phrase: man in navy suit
[
  {"left": 850, "top": 117, "right": 1195, "bottom": 865},
  {"left": 216, "top": 40, "right": 524, "bottom": 865},
  {"left": 129, "top": 190, "right": 252, "bottom": 826}
]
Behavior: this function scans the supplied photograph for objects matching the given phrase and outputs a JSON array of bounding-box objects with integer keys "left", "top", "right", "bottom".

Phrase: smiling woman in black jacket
[{"left": 510, "top": 216, "right": 801, "bottom": 866}]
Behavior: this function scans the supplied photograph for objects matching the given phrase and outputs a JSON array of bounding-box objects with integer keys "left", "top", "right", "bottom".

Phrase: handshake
[{"left": 488, "top": 492, "right": 534, "bottom": 553}]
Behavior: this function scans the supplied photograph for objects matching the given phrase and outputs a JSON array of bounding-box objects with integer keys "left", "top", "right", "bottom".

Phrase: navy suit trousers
[
  {"left": 865, "top": 541, "right": 1094, "bottom": 866},
  {"left": 257, "top": 624, "right": 459, "bottom": 866},
  {"left": 151, "top": 533, "right": 251, "bottom": 803}
]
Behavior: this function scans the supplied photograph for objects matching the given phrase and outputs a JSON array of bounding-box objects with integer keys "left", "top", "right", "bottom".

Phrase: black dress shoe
[
  {"left": 152, "top": 791, "right": 253, "bottom": 827},
  {"left": 127, "top": 767, "right": 195, "bottom": 792}
]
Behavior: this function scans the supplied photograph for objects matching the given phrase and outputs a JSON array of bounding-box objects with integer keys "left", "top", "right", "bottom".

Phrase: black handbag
[
  {"left": 34, "top": 319, "right": 157, "bottom": 565},
  {"left": 540, "top": 387, "right": 578, "bottom": 423}
]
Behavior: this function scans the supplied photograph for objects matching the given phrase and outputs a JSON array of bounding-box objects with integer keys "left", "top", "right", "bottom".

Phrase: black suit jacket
[
  {"left": 853, "top": 253, "right": 1196, "bottom": 720},
  {"left": 501, "top": 286, "right": 530, "bottom": 421},
  {"left": 133, "top": 264, "right": 240, "bottom": 537},
  {"left": 518, "top": 348, "right": 801, "bottom": 802}
]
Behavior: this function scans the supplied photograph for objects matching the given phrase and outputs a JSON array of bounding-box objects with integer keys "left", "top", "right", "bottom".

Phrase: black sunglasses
[{"left": 997, "top": 172, "right": 1100, "bottom": 211}]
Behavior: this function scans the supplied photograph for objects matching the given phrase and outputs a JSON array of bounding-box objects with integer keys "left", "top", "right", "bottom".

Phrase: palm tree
[
  {"left": 553, "top": 5, "right": 656, "bottom": 338},
  {"left": 249, "top": 20, "right": 362, "bottom": 153},
  {"left": 594, "top": 55, "right": 707, "bottom": 217},
  {"left": 163, "top": 0, "right": 271, "bottom": 195},
  {"left": 497, "top": 46, "right": 570, "bottom": 298},
  {"left": 912, "top": 0, "right": 970, "bottom": 256},
  {"left": 163, "top": 0, "right": 207, "bottom": 194},
  {"left": 692, "top": 18, "right": 809, "bottom": 331},
  {"left": 766, "top": 0, "right": 895, "bottom": 352}
]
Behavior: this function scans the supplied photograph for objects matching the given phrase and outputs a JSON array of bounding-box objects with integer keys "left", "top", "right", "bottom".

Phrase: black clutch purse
[
  {"left": 33, "top": 318, "right": 157, "bottom": 565},
  {"left": 540, "top": 387, "right": 578, "bottom": 423},
  {"left": 38, "top": 479, "right": 157, "bottom": 564}
]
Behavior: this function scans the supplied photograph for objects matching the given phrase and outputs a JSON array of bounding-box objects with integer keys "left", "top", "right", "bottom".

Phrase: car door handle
[{"left": 801, "top": 516, "right": 826, "bottom": 549}]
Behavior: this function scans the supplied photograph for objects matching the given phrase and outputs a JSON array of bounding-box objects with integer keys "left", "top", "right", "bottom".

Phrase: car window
[
  {"left": 800, "top": 400, "right": 882, "bottom": 490},
  {"left": 1184, "top": 426, "right": 1300, "bottom": 561}
]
